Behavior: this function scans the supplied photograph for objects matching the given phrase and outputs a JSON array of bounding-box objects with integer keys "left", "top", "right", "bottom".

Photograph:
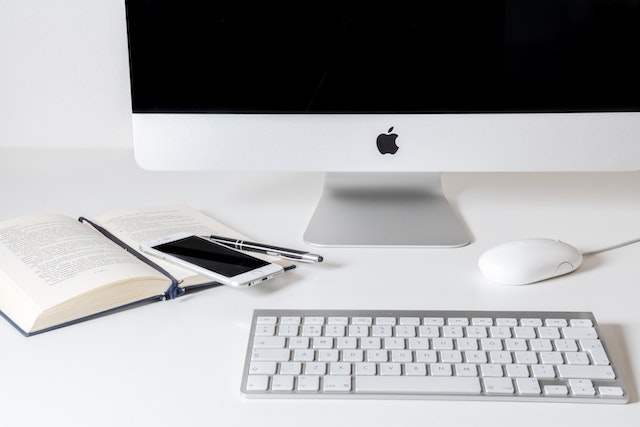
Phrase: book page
[
  {"left": 92, "top": 205, "right": 284, "bottom": 281},
  {"left": 0, "top": 214, "right": 168, "bottom": 310}
]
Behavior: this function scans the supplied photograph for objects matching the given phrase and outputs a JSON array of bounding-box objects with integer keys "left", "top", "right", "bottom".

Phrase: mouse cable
[{"left": 582, "top": 236, "right": 640, "bottom": 256}]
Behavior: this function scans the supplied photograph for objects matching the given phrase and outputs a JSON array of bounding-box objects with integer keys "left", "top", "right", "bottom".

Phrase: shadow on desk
[{"left": 600, "top": 324, "right": 637, "bottom": 403}]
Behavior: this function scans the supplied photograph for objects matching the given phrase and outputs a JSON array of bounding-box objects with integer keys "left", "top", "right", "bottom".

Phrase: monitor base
[{"left": 303, "top": 172, "right": 471, "bottom": 248}]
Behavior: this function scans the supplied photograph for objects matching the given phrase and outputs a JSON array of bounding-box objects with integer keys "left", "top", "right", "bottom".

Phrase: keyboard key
[
  {"left": 513, "top": 326, "right": 536, "bottom": 339},
  {"left": 301, "top": 325, "right": 323, "bottom": 336},
  {"left": 489, "top": 326, "right": 511, "bottom": 338},
  {"left": 355, "top": 362, "right": 376, "bottom": 376},
  {"left": 281, "top": 316, "right": 301, "bottom": 325},
  {"left": 423, "top": 317, "right": 445, "bottom": 326},
  {"left": 521, "top": 318, "right": 543, "bottom": 327},
  {"left": 372, "top": 325, "right": 392, "bottom": 337},
  {"left": 455, "top": 364, "right": 478, "bottom": 377},
  {"left": 278, "top": 325, "right": 299, "bottom": 336},
  {"left": 348, "top": 325, "right": 369, "bottom": 337},
  {"left": 292, "top": 349, "right": 314, "bottom": 362},
  {"left": 252, "top": 336, "right": 286, "bottom": 348},
  {"left": 505, "top": 339, "right": 527, "bottom": 351},
  {"left": 496, "top": 318, "right": 517, "bottom": 327},
  {"left": 289, "top": 337, "right": 310, "bottom": 349},
  {"left": 356, "top": 376, "right": 481, "bottom": 394},
  {"left": 514, "top": 351, "right": 538, "bottom": 364},
  {"left": 317, "top": 349, "right": 339, "bottom": 362},
  {"left": 271, "top": 375, "right": 294, "bottom": 391},
  {"left": 483, "top": 377, "right": 514, "bottom": 394},
  {"left": 558, "top": 365, "right": 616, "bottom": 380},
  {"left": 330, "top": 362, "right": 351, "bottom": 375},
  {"left": 305, "top": 362, "right": 327, "bottom": 375},
  {"left": 396, "top": 325, "right": 416, "bottom": 337},
  {"left": 379, "top": 363, "right": 402, "bottom": 376},
  {"left": 554, "top": 339, "right": 578, "bottom": 352},
  {"left": 433, "top": 338, "right": 454, "bottom": 350},
  {"left": 570, "top": 319, "right": 593, "bottom": 327},
  {"left": 544, "top": 385, "right": 569, "bottom": 396},
  {"left": 586, "top": 347, "right": 610, "bottom": 365},
  {"left": 384, "top": 338, "right": 406, "bottom": 349},
  {"left": 408, "top": 338, "right": 430, "bottom": 350},
  {"left": 254, "top": 324, "right": 276, "bottom": 336},
  {"left": 442, "top": 326, "right": 463, "bottom": 337},
  {"left": 251, "top": 349, "right": 290, "bottom": 362},
  {"left": 531, "top": 365, "right": 556, "bottom": 379},
  {"left": 505, "top": 364, "right": 529, "bottom": 378},
  {"left": 529, "top": 339, "right": 552, "bottom": 351},
  {"left": 352, "top": 317, "right": 372, "bottom": 325},
  {"left": 537, "top": 327, "right": 561, "bottom": 339},
  {"left": 246, "top": 375, "right": 270, "bottom": 391},
  {"left": 471, "top": 318, "right": 493, "bottom": 326},
  {"left": 465, "top": 351, "right": 487, "bottom": 364},
  {"left": 418, "top": 325, "right": 440, "bottom": 337},
  {"left": 480, "top": 338, "right": 503, "bottom": 350},
  {"left": 325, "top": 325, "right": 346, "bottom": 337},
  {"left": 599, "top": 386, "right": 624, "bottom": 397},
  {"left": 405, "top": 363, "right": 427, "bottom": 376},
  {"left": 280, "top": 362, "right": 302, "bottom": 375},
  {"left": 323, "top": 376, "right": 352, "bottom": 392},
  {"left": 249, "top": 362, "right": 277, "bottom": 375},
  {"left": 304, "top": 316, "right": 324, "bottom": 325},
  {"left": 312, "top": 337, "right": 333, "bottom": 349},
  {"left": 565, "top": 351, "right": 590, "bottom": 365},
  {"left": 391, "top": 350, "right": 413, "bottom": 362},
  {"left": 366, "top": 350, "right": 388, "bottom": 362},
  {"left": 546, "top": 319, "right": 568, "bottom": 327},
  {"left": 361, "top": 337, "right": 381, "bottom": 349},
  {"left": 562, "top": 327, "right": 598, "bottom": 340},
  {"left": 415, "top": 350, "right": 437, "bottom": 363},
  {"left": 430, "top": 363, "right": 453, "bottom": 376},
  {"left": 342, "top": 349, "right": 364, "bottom": 362},
  {"left": 297, "top": 375, "right": 320, "bottom": 391},
  {"left": 456, "top": 338, "right": 478, "bottom": 350},
  {"left": 568, "top": 379, "right": 596, "bottom": 396},
  {"left": 466, "top": 326, "right": 488, "bottom": 338},
  {"left": 447, "top": 318, "right": 469, "bottom": 326},
  {"left": 515, "top": 378, "right": 541, "bottom": 395},
  {"left": 399, "top": 317, "right": 420, "bottom": 326},
  {"left": 480, "top": 364, "right": 503, "bottom": 377},
  {"left": 336, "top": 337, "right": 358, "bottom": 349}
]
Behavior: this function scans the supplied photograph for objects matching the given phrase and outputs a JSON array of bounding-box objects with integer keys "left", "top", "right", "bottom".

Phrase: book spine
[{"left": 78, "top": 217, "right": 183, "bottom": 299}]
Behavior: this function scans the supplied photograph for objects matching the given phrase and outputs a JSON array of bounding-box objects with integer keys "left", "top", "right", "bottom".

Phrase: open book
[{"left": 0, "top": 206, "right": 293, "bottom": 336}]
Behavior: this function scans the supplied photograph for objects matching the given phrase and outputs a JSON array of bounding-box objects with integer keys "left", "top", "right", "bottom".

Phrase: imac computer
[{"left": 125, "top": 0, "right": 640, "bottom": 247}]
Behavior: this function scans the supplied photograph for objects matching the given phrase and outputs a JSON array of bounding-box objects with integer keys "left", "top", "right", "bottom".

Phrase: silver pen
[{"left": 206, "top": 235, "right": 324, "bottom": 263}]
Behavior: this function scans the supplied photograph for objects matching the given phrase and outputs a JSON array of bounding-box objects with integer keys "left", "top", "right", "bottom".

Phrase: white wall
[{"left": 0, "top": 0, "right": 131, "bottom": 148}]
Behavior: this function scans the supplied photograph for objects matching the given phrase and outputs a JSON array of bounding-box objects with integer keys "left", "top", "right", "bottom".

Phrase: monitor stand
[{"left": 303, "top": 172, "right": 471, "bottom": 247}]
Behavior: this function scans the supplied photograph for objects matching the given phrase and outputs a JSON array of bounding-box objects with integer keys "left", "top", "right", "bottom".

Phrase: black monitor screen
[{"left": 126, "top": 0, "right": 640, "bottom": 113}]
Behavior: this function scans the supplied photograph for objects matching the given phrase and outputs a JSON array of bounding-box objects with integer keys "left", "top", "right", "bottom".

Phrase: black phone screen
[{"left": 153, "top": 236, "right": 270, "bottom": 276}]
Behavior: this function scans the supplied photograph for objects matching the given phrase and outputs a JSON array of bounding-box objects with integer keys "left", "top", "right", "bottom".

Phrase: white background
[{"left": 0, "top": 0, "right": 131, "bottom": 148}]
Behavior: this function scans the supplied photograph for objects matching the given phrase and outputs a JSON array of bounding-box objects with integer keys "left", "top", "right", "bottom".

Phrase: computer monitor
[{"left": 125, "top": 0, "right": 640, "bottom": 247}]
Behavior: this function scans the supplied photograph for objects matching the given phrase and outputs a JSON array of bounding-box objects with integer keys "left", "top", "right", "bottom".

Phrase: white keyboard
[{"left": 241, "top": 310, "right": 628, "bottom": 403}]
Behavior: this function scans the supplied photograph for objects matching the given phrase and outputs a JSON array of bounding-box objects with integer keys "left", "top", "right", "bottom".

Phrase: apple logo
[{"left": 376, "top": 127, "right": 399, "bottom": 155}]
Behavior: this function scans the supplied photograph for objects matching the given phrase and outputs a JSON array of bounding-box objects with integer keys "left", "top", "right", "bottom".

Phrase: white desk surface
[{"left": 1, "top": 148, "right": 639, "bottom": 426}]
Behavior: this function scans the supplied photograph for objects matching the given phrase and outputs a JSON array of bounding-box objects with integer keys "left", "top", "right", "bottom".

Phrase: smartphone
[{"left": 140, "top": 232, "right": 284, "bottom": 287}]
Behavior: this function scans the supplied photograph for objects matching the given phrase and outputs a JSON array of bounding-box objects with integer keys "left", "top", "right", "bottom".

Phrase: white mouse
[{"left": 478, "top": 238, "right": 583, "bottom": 285}]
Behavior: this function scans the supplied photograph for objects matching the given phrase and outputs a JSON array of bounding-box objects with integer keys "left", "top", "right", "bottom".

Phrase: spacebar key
[{"left": 355, "top": 376, "right": 481, "bottom": 395}]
